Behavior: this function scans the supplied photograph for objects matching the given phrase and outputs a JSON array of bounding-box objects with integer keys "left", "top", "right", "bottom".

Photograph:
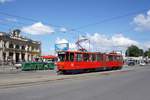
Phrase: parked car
[
  {"left": 139, "top": 61, "right": 146, "bottom": 66},
  {"left": 127, "top": 60, "right": 135, "bottom": 66}
]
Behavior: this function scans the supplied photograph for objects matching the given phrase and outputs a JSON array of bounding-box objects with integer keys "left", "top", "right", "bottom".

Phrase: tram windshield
[
  {"left": 58, "top": 52, "right": 74, "bottom": 62},
  {"left": 58, "top": 52, "right": 66, "bottom": 61}
]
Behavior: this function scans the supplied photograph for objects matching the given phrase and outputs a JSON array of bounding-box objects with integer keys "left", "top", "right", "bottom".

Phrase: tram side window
[
  {"left": 120, "top": 56, "right": 123, "bottom": 61},
  {"left": 106, "top": 56, "right": 109, "bottom": 61},
  {"left": 58, "top": 54, "right": 65, "bottom": 61},
  {"left": 96, "top": 54, "right": 103, "bottom": 61},
  {"left": 83, "top": 53, "right": 89, "bottom": 61},
  {"left": 114, "top": 56, "right": 120, "bottom": 61},
  {"left": 116, "top": 56, "right": 122, "bottom": 61},
  {"left": 70, "top": 53, "right": 74, "bottom": 62},
  {"left": 108, "top": 55, "right": 113, "bottom": 61},
  {"left": 76, "top": 53, "right": 82, "bottom": 62},
  {"left": 91, "top": 54, "right": 96, "bottom": 61},
  {"left": 113, "top": 56, "right": 117, "bottom": 61}
]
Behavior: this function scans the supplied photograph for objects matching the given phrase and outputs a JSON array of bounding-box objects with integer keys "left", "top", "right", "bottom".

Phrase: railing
[{"left": 0, "top": 61, "right": 21, "bottom": 73}]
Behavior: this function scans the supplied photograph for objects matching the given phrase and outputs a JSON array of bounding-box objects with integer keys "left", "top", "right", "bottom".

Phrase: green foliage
[
  {"left": 144, "top": 49, "right": 150, "bottom": 58},
  {"left": 126, "top": 45, "right": 143, "bottom": 57},
  {"left": 126, "top": 45, "right": 150, "bottom": 58}
]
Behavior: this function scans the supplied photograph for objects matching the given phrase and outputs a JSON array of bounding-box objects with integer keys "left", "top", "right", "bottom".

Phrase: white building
[{"left": 0, "top": 29, "right": 41, "bottom": 64}]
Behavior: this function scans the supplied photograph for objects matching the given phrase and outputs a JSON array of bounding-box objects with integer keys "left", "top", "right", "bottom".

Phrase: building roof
[{"left": 0, "top": 29, "right": 40, "bottom": 44}]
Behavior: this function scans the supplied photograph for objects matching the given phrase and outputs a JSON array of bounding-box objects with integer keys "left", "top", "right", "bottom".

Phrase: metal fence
[{"left": 0, "top": 61, "right": 21, "bottom": 73}]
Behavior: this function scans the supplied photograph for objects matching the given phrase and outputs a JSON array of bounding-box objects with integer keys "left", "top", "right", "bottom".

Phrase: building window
[
  {"left": 22, "top": 45, "right": 25, "bottom": 50},
  {"left": 15, "top": 45, "right": 20, "bottom": 49},
  {"left": 32, "top": 47, "right": 34, "bottom": 51},
  {"left": 9, "top": 44, "right": 14, "bottom": 48},
  {"left": 3, "top": 52, "right": 6, "bottom": 61},
  {"left": 3, "top": 41, "right": 6, "bottom": 48}
]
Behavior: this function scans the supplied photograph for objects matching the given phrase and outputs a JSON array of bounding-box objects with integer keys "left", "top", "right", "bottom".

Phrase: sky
[{"left": 0, "top": 0, "right": 150, "bottom": 55}]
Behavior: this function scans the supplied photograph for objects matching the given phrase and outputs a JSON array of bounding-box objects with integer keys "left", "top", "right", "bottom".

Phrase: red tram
[{"left": 56, "top": 50, "right": 124, "bottom": 74}]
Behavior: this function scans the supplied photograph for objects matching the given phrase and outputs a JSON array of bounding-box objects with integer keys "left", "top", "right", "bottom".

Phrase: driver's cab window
[{"left": 58, "top": 52, "right": 66, "bottom": 61}]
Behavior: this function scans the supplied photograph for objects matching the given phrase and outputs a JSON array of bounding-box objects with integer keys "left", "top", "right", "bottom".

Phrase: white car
[{"left": 139, "top": 62, "right": 146, "bottom": 66}]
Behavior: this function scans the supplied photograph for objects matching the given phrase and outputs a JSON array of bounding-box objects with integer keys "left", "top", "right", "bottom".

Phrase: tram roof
[
  {"left": 106, "top": 52, "right": 122, "bottom": 56},
  {"left": 57, "top": 50, "right": 102, "bottom": 54},
  {"left": 57, "top": 50, "right": 122, "bottom": 56}
]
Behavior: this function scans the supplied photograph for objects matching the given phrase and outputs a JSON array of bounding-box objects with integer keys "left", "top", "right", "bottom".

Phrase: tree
[
  {"left": 139, "top": 49, "right": 144, "bottom": 56},
  {"left": 125, "top": 45, "right": 143, "bottom": 57},
  {"left": 144, "top": 48, "right": 150, "bottom": 58}
]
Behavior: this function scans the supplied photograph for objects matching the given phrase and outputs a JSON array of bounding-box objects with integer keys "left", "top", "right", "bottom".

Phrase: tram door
[{"left": 69, "top": 53, "right": 74, "bottom": 62}]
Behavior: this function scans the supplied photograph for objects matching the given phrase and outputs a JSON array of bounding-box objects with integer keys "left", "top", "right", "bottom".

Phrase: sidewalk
[
  {"left": 0, "top": 65, "right": 146, "bottom": 88},
  {"left": 0, "top": 70, "right": 68, "bottom": 87}
]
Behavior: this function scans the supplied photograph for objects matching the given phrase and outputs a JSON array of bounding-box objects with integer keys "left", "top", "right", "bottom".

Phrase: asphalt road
[{"left": 0, "top": 66, "right": 150, "bottom": 100}]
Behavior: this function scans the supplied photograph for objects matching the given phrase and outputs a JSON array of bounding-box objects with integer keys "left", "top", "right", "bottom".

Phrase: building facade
[{"left": 0, "top": 29, "right": 41, "bottom": 64}]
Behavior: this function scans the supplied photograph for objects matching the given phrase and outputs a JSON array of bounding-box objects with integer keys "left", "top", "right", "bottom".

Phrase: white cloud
[
  {"left": 87, "top": 33, "right": 111, "bottom": 47},
  {"left": 21, "top": 22, "right": 55, "bottom": 35},
  {"left": 59, "top": 27, "right": 67, "bottom": 32},
  {"left": 0, "top": 0, "right": 13, "bottom": 4},
  {"left": 0, "top": 18, "right": 17, "bottom": 23},
  {"left": 111, "top": 34, "right": 138, "bottom": 47},
  {"left": 5, "top": 18, "right": 17, "bottom": 22},
  {"left": 141, "top": 41, "right": 150, "bottom": 50},
  {"left": 55, "top": 38, "right": 68, "bottom": 44},
  {"left": 86, "top": 33, "right": 139, "bottom": 52},
  {"left": 55, "top": 33, "right": 139, "bottom": 52},
  {"left": 133, "top": 9, "right": 150, "bottom": 31}
]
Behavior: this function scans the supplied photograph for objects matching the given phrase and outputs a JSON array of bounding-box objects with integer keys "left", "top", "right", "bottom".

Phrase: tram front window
[{"left": 58, "top": 54, "right": 65, "bottom": 61}]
